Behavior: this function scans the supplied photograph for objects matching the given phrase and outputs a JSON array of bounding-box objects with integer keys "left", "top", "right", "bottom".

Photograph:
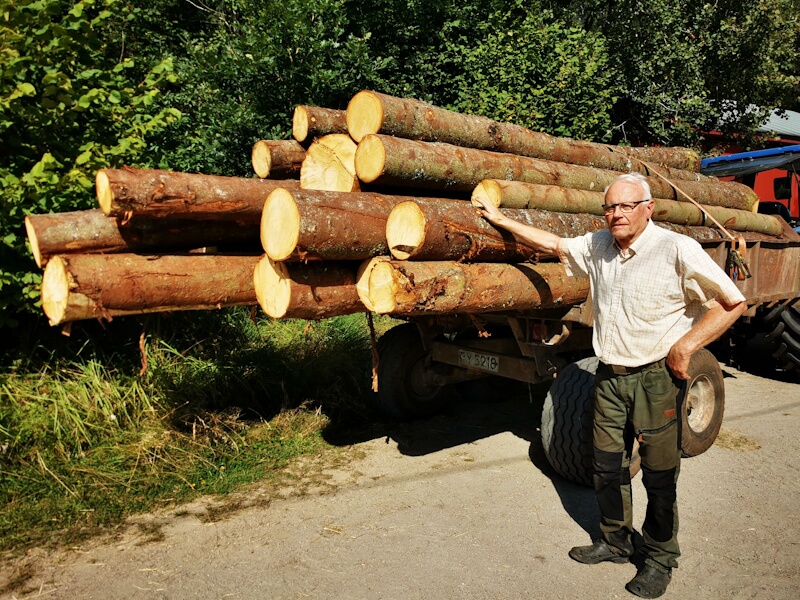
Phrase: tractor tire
[
  {"left": 680, "top": 349, "right": 725, "bottom": 458},
  {"left": 541, "top": 357, "right": 641, "bottom": 486},
  {"left": 741, "top": 303, "right": 800, "bottom": 372},
  {"left": 373, "top": 324, "right": 449, "bottom": 419}
]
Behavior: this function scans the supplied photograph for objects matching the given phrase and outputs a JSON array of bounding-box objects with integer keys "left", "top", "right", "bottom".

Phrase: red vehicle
[{"left": 700, "top": 144, "right": 800, "bottom": 227}]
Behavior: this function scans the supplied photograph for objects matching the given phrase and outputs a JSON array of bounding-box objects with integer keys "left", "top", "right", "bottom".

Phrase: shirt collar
[{"left": 613, "top": 219, "right": 656, "bottom": 258}]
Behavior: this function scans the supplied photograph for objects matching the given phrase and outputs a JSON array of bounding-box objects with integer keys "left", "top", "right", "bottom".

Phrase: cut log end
[
  {"left": 41, "top": 256, "right": 72, "bottom": 325},
  {"left": 292, "top": 105, "right": 310, "bottom": 143},
  {"left": 254, "top": 255, "right": 292, "bottom": 319},
  {"left": 251, "top": 140, "right": 273, "bottom": 178},
  {"left": 25, "top": 216, "right": 43, "bottom": 268},
  {"left": 471, "top": 180, "right": 503, "bottom": 208},
  {"left": 368, "top": 261, "right": 400, "bottom": 314},
  {"left": 262, "top": 188, "right": 301, "bottom": 261},
  {"left": 354, "top": 134, "right": 386, "bottom": 184},
  {"left": 386, "top": 201, "right": 427, "bottom": 260},
  {"left": 356, "top": 256, "right": 391, "bottom": 312},
  {"left": 96, "top": 170, "right": 113, "bottom": 215},
  {"left": 347, "top": 91, "right": 384, "bottom": 142},
  {"left": 300, "top": 134, "right": 359, "bottom": 192}
]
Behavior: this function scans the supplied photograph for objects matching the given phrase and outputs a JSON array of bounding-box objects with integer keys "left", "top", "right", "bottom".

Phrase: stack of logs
[{"left": 27, "top": 91, "right": 789, "bottom": 327}]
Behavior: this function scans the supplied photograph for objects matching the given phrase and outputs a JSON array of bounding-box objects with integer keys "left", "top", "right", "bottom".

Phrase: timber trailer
[{"left": 372, "top": 155, "right": 800, "bottom": 486}]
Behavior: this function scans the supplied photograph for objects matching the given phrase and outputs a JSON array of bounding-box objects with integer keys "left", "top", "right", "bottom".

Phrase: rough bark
[
  {"left": 41, "top": 254, "right": 259, "bottom": 326},
  {"left": 347, "top": 90, "right": 701, "bottom": 172},
  {"left": 96, "top": 167, "right": 299, "bottom": 219},
  {"left": 473, "top": 180, "right": 784, "bottom": 236},
  {"left": 253, "top": 256, "right": 365, "bottom": 319},
  {"left": 300, "top": 134, "right": 360, "bottom": 192},
  {"left": 261, "top": 188, "right": 409, "bottom": 262},
  {"left": 386, "top": 198, "right": 782, "bottom": 262},
  {"left": 292, "top": 105, "right": 348, "bottom": 144},
  {"left": 363, "top": 260, "right": 590, "bottom": 315},
  {"left": 251, "top": 140, "right": 306, "bottom": 179},
  {"left": 355, "top": 135, "right": 759, "bottom": 211},
  {"left": 25, "top": 209, "right": 260, "bottom": 268}
]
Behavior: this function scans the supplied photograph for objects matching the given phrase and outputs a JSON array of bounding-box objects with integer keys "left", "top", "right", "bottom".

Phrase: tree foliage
[
  {"left": 550, "top": 0, "right": 800, "bottom": 145},
  {"left": 0, "top": 0, "right": 179, "bottom": 325}
]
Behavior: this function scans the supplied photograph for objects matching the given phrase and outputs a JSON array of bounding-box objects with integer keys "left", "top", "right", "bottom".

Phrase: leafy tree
[
  {"left": 135, "top": 0, "right": 378, "bottom": 176},
  {"left": 0, "top": 0, "right": 180, "bottom": 325},
  {"left": 445, "top": 3, "right": 620, "bottom": 140},
  {"left": 550, "top": 0, "right": 800, "bottom": 146}
]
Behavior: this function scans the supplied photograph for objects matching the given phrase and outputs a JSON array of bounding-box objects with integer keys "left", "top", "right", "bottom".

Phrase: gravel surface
[{"left": 3, "top": 363, "right": 799, "bottom": 599}]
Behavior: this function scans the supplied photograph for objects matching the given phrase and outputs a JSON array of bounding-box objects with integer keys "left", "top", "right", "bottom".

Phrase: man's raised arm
[{"left": 474, "top": 196, "right": 562, "bottom": 256}]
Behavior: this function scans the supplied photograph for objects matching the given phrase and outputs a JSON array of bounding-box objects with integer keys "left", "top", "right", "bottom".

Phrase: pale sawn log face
[
  {"left": 262, "top": 188, "right": 407, "bottom": 262},
  {"left": 292, "top": 105, "right": 348, "bottom": 144},
  {"left": 367, "top": 260, "right": 591, "bottom": 316},
  {"left": 251, "top": 140, "right": 306, "bottom": 179},
  {"left": 300, "top": 134, "right": 359, "bottom": 192},
  {"left": 42, "top": 253, "right": 260, "bottom": 325},
  {"left": 254, "top": 255, "right": 365, "bottom": 320}
]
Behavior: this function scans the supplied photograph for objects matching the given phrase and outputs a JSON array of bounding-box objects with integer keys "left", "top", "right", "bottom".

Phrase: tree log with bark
[
  {"left": 360, "top": 259, "right": 590, "bottom": 315},
  {"left": 292, "top": 105, "right": 348, "bottom": 144},
  {"left": 472, "top": 180, "right": 784, "bottom": 236},
  {"left": 354, "top": 135, "right": 759, "bottom": 211},
  {"left": 386, "top": 198, "right": 782, "bottom": 262},
  {"left": 26, "top": 209, "right": 260, "bottom": 268},
  {"left": 96, "top": 167, "right": 299, "bottom": 219},
  {"left": 41, "top": 253, "right": 260, "bottom": 325},
  {"left": 261, "top": 188, "right": 408, "bottom": 262},
  {"left": 347, "top": 90, "right": 701, "bottom": 172},
  {"left": 253, "top": 256, "right": 365, "bottom": 319},
  {"left": 300, "top": 134, "right": 360, "bottom": 192},
  {"left": 251, "top": 140, "right": 306, "bottom": 179}
]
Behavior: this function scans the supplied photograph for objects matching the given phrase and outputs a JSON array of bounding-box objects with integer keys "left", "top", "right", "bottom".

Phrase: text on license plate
[{"left": 458, "top": 350, "right": 500, "bottom": 373}]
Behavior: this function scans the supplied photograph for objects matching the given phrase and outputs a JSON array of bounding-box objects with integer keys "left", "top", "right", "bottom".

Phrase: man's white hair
[{"left": 604, "top": 172, "right": 652, "bottom": 201}]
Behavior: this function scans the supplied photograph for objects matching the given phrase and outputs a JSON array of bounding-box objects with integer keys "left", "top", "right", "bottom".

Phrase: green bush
[{"left": 0, "top": 0, "right": 180, "bottom": 325}]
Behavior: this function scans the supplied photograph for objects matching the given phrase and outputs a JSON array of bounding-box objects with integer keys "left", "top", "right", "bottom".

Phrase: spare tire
[{"left": 541, "top": 357, "right": 641, "bottom": 486}]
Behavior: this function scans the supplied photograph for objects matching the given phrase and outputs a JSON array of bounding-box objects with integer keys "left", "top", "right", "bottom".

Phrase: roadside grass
[{"left": 0, "top": 309, "right": 399, "bottom": 559}]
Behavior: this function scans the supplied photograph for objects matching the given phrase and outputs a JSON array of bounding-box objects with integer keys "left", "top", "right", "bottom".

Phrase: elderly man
[{"left": 475, "top": 173, "right": 747, "bottom": 598}]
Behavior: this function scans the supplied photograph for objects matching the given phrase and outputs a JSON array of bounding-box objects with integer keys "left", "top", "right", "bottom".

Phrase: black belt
[{"left": 601, "top": 358, "right": 666, "bottom": 376}]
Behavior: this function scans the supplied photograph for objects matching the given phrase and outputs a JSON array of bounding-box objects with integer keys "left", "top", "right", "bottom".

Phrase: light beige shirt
[{"left": 558, "top": 220, "right": 746, "bottom": 367}]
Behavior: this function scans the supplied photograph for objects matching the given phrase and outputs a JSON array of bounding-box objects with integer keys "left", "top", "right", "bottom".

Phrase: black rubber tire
[
  {"left": 742, "top": 304, "right": 800, "bottom": 372},
  {"left": 680, "top": 349, "right": 725, "bottom": 458},
  {"left": 373, "top": 324, "right": 448, "bottom": 419},
  {"left": 541, "top": 357, "right": 641, "bottom": 487}
]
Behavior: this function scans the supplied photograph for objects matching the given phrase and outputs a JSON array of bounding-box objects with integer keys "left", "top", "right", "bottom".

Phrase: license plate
[{"left": 458, "top": 349, "right": 500, "bottom": 373}]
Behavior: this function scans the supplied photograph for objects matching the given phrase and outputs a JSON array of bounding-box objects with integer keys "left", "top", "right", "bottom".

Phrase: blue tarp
[{"left": 700, "top": 145, "right": 800, "bottom": 177}]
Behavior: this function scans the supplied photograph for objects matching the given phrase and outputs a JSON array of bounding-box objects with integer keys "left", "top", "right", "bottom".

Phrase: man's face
[{"left": 603, "top": 181, "right": 654, "bottom": 249}]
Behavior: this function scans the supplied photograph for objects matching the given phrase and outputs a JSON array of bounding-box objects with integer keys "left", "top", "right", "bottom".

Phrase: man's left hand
[{"left": 667, "top": 344, "right": 692, "bottom": 380}]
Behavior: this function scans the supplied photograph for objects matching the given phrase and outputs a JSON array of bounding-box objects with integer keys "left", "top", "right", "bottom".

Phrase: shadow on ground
[{"left": 323, "top": 379, "right": 602, "bottom": 539}]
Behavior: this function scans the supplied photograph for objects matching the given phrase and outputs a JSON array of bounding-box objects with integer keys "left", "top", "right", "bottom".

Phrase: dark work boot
[
  {"left": 625, "top": 564, "right": 672, "bottom": 598},
  {"left": 568, "top": 539, "right": 631, "bottom": 564}
]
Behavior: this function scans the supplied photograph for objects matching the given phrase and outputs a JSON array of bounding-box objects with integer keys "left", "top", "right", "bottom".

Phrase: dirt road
[{"left": 3, "top": 363, "right": 799, "bottom": 599}]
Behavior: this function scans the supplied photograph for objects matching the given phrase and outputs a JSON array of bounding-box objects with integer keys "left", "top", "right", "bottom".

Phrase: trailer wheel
[
  {"left": 680, "top": 349, "right": 725, "bottom": 458},
  {"left": 373, "top": 324, "right": 448, "bottom": 419},
  {"left": 541, "top": 357, "right": 641, "bottom": 487}
]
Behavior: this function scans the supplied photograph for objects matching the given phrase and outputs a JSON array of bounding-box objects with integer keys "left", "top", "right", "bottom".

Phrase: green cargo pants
[{"left": 593, "top": 359, "right": 683, "bottom": 573}]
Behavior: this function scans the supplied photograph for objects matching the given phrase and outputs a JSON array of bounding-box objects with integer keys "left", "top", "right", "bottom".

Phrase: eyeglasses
[{"left": 601, "top": 199, "right": 651, "bottom": 215}]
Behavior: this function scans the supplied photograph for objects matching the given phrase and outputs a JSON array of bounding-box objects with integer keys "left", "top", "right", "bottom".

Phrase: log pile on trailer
[{"left": 25, "top": 90, "right": 796, "bottom": 332}]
